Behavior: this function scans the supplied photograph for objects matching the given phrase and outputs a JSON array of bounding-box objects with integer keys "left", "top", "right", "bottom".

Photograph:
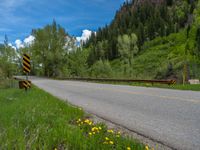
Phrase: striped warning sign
[
  {"left": 19, "top": 80, "right": 31, "bottom": 89},
  {"left": 23, "top": 54, "right": 31, "bottom": 73},
  {"left": 22, "top": 80, "right": 31, "bottom": 89}
]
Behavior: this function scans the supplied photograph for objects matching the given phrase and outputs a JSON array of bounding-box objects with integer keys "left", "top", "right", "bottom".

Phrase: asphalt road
[{"left": 30, "top": 78, "right": 200, "bottom": 150}]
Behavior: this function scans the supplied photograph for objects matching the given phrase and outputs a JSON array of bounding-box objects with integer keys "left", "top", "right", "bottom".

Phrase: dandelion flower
[
  {"left": 89, "top": 132, "right": 92, "bottom": 136},
  {"left": 105, "top": 137, "right": 109, "bottom": 141},
  {"left": 84, "top": 119, "right": 90, "bottom": 123},
  {"left": 109, "top": 141, "right": 114, "bottom": 145},
  {"left": 92, "top": 127, "right": 99, "bottom": 132},
  {"left": 145, "top": 145, "right": 149, "bottom": 150},
  {"left": 107, "top": 129, "right": 114, "bottom": 133},
  {"left": 127, "top": 147, "right": 131, "bottom": 150}
]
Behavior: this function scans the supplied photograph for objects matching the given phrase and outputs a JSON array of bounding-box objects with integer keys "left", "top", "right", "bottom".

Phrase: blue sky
[{"left": 0, "top": 0, "right": 125, "bottom": 45}]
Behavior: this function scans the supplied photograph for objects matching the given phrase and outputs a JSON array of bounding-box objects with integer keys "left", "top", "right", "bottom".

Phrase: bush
[{"left": 90, "top": 60, "right": 113, "bottom": 78}]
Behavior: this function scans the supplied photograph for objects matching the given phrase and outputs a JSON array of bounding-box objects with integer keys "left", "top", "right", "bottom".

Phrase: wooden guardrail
[
  {"left": 13, "top": 76, "right": 176, "bottom": 85},
  {"left": 58, "top": 77, "right": 176, "bottom": 85}
]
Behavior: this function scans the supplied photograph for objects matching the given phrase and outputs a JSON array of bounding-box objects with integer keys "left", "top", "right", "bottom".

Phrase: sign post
[{"left": 23, "top": 54, "right": 31, "bottom": 91}]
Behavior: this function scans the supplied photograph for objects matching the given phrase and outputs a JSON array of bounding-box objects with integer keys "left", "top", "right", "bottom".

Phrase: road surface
[{"left": 30, "top": 77, "right": 200, "bottom": 150}]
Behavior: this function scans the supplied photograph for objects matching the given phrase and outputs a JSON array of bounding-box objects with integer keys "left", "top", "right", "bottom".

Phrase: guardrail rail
[{"left": 58, "top": 77, "right": 176, "bottom": 85}]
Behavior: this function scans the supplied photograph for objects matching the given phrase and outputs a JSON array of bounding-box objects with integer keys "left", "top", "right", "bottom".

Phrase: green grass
[
  {"left": 116, "top": 82, "right": 200, "bottom": 91},
  {"left": 87, "top": 80, "right": 200, "bottom": 91},
  {"left": 131, "top": 83, "right": 200, "bottom": 91},
  {"left": 162, "top": 84, "right": 200, "bottom": 91},
  {"left": 110, "top": 27, "right": 200, "bottom": 80},
  {"left": 129, "top": 82, "right": 200, "bottom": 91},
  {"left": 0, "top": 79, "right": 16, "bottom": 89},
  {"left": 0, "top": 86, "right": 145, "bottom": 150}
]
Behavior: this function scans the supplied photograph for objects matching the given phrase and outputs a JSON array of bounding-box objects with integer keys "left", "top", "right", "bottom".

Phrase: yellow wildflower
[
  {"left": 107, "top": 129, "right": 114, "bottom": 133},
  {"left": 76, "top": 118, "right": 81, "bottom": 123},
  {"left": 127, "top": 147, "right": 131, "bottom": 150},
  {"left": 105, "top": 137, "right": 109, "bottom": 141},
  {"left": 116, "top": 135, "right": 120, "bottom": 138},
  {"left": 92, "top": 127, "right": 99, "bottom": 132},
  {"left": 89, "top": 132, "right": 92, "bottom": 136},
  {"left": 84, "top": 119, "right": 89, "bottom": 123},
  {"left": 99, "top": 126, "right": 102, "bottom": 130},
  {"left": 109, "top": 141, "right": 114, "bottom": 145},
  {"left": 145, "top": 145, "right": 149, "bottom": 150},
  {"left": 93, "top": 132, "right": 96, "bottom": 134}
]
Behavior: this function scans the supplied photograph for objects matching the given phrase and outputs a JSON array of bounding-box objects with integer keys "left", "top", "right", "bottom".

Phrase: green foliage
[
  {"left": 31, "top": 20, "right": 75, "bottom": 77},
  {"left": 90, "top": 60, "right": 113, "bottom": 78},
  {"left": 117, "top": 33, "right": 138, "bottom": 75},
  {"left": 0, "top": 36, "right": 18, "bottom": 78},
  {"left": 85, "top": 0, "right": 193, "bottom": 62},
  {"left": 196, "top": 26, "right": 200, "bottom": 56},
  {"left": 87, "top": 40, "right": 109, "bottom": 65},
  {"left": 166, "top": 0, "right": 173, "bottom": 6},
  {"left": 67, "top": 48, "right": 89, "bottom": 77},
  {"left": 117, "top": 33, "right": 138, "bottom": 60}
]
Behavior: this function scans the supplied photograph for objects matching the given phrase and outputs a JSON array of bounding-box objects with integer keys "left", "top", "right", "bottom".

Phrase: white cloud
[
  {"left": 14, "top": 35, "right": 35, "bottom": 49},
  {"left": 76, "top": 29, "right": 93, "bottom": 42},
  {"left": 24, "top": 35, "right": 35, "bottom": 46},
  {"left": 15, "top": 39, "right": 24, "bottom": 49},
  {"left": 8, "top": 43, "right": 16, "bottom": 50}
]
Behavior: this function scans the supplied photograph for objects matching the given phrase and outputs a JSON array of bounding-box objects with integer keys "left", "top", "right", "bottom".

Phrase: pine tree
[{"left": 196, "top": 26, "right": 200, "bottom": 57}]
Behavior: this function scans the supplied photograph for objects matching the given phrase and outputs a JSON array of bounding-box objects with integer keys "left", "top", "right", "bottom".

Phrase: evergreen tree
[{"left": 195, "top": 26, "right": 200, "bottom": 57}]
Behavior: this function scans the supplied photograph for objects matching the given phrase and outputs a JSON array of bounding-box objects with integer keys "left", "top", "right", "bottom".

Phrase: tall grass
[{"left": 0, "top": 86, "right": 145, "bottom": 150}]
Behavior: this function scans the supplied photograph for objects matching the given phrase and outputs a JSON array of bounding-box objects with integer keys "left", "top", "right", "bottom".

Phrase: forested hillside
[
  {"left": 1, "top": 0, "right": 200, "bottom": 83},
  {"left": 85, "top": 0, "right": 195, "bottom": 62},
  {"left": 82, "top": 0, "right": 200, "bottom": 82}
]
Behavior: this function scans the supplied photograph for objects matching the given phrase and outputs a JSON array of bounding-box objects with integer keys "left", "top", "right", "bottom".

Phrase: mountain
[
  {"left": 85, "top": 0, "right": 195, "bottom": 62},
  {"left": 82, "top": 0, "right": 200, "bottom": 81}
]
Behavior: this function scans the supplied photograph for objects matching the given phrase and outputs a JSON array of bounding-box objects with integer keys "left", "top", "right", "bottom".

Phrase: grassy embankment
[
  {"left": 0, "top": 80, "right": 146, "bottom": 150},
  {"left": 110, "top": 2, "right": 200, "bottom": 81},
  {"left": 111, "top": 29, "right": 200, "bottom": 80},
  {"left": 129, "top": 83, "right": 200, "bottom": 91},
  {"left": 102, "top": 81, "right": 200, "bottom": 91}
]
